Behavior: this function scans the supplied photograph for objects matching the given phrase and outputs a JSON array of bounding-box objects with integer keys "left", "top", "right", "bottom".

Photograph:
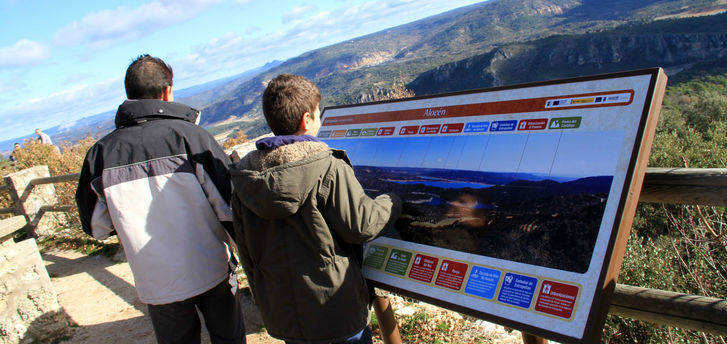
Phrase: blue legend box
[
  {"left": 490, "top": 120, "right": 517, "bottom": 132},
  {"left": 497, "top": 273, "right": 538, "bottom": 308},
  {"left": 464, "top": 266, "right": 501, "bottom": 299},
  {"left": 464, "top": 121, "right": 490, "bottom": 133}
]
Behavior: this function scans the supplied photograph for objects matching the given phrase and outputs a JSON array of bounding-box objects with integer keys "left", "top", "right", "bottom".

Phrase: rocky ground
[{"left": 40, "top": 245, "right": 532, "bottom": 344}]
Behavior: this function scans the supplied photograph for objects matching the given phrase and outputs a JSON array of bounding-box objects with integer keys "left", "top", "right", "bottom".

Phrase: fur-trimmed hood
[
  {"left": 236, "top": 140, "right": 330, "bottom": 171},
  {"left": 230, "top": 140, "right": 350, "bottom": 220}
]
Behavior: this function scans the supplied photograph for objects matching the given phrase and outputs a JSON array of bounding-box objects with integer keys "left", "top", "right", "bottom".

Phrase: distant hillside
[
  {"left": 408, "top": 13, "right": 727, "bottom": 94},
  {"left": 199, "top": 0, "right": 727, "bottom": 135}
]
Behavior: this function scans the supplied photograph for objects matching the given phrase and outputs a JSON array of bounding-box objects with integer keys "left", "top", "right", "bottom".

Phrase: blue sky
[
  {"left": 0, "top": 0, "right": 484, "bottom": 142},
  {"left": 326, "top": 131, "right": 623, "bottom": 178}
]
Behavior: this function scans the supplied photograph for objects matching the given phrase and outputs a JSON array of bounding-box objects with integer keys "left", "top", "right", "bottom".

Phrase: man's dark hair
[
  {"left": 262, "top": 74, "right": 321, "bottom": 135},
  {"left": 124, "top": 54, "right": 173, "bottom": 99}
]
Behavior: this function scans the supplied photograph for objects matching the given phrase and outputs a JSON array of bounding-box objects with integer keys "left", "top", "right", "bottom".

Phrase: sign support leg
[
  {"left": 373, "top": 295, "right": 402, "bottom": 344},
  {"left": 521, "top": 332, "right": 547, "bottom": 344}
]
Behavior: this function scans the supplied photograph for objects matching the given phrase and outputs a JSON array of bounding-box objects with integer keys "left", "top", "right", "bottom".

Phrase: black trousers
[{"left": 147, "top": 280, "right": 246, "bottom": 344}]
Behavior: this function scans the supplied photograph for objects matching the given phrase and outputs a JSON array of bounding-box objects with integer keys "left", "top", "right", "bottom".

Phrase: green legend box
[
  {"left": 364, "top": 245, "right": 389, "bottom": 269},
  {"left": 549, "top": 117, "right": 582, "bottom": 129},
  {"left": 361, "top": 128, "right": 378, "bottom": 136},
  {"left": 384, "top": 249, "right": 413, "bottom": 276}
]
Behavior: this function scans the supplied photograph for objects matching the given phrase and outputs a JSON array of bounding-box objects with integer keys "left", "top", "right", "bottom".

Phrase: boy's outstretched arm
[{"left": 322, "top": 159, "right": 402, "bottom": 244}]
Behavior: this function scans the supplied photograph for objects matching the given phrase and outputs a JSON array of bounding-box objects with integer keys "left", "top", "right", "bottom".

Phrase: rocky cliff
[{"left": 408, "top": 21, "right": 727, "bottom": 95}]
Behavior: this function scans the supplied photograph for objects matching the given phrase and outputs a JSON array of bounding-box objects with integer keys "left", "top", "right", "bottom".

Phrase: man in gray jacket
[
  {"left": 76, "top": 55, "right": 244, "bottom": 344},
  {"left": 231, "top": 74, "right": 401, "bottom": 344}
]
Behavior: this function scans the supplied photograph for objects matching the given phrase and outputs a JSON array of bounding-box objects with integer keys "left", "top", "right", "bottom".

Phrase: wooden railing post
[
  {"left": 373, "top": 295, "right": 402, "bottom": 344},
  {"left": 3, "top": 166, "right": 64, "bottom": 237}
]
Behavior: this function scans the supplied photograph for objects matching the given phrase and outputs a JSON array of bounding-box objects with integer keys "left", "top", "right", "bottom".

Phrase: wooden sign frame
[{"left": 320, "top": 68, "right": 667, "bottom": 343}]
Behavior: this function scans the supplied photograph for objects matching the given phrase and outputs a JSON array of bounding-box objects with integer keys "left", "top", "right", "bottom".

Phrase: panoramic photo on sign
[{"left": 320, "top": 69, "right": 667, "bottom": 343}]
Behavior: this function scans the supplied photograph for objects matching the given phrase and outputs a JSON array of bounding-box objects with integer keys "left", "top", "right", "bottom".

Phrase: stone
[
  {"left": 0, "top": 239, "right": 74, "bottom": 344},
  {"left": 4, "top": 166, "right": 66, "bottom": 238}
]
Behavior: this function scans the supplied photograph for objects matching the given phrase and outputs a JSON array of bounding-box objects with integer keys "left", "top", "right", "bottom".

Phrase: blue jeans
[{"left": 285, "top": 326, "right": 372, "bottom": 344}]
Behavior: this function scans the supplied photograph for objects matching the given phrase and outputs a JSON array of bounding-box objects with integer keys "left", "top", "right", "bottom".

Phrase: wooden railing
[
  {"left": 0, "top": 169, "right": 80, "bottom": 243},
  {"left": 1, "top": 167, "right": 725, "bottom": 342}
]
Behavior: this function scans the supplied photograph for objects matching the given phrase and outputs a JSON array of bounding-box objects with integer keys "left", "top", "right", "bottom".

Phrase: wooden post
[
  {"left": 521, "top": 332, "right": 547, "bottom": 344},
  {"left": 373, "top": 295, "right": 402, "bottom": 344}
]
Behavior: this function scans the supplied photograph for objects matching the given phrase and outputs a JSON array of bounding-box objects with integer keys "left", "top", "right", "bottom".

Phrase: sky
[
  {"left": 0, "top": 0, "right": 484, "bottom": 142},
  {"left": 327, "top": 132, "right": 623, "bottom": 178}
]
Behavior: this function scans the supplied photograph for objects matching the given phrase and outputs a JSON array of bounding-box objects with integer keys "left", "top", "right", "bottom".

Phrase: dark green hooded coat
[{"left": 230, "top": 140, "right": 401, "bottom": 343}]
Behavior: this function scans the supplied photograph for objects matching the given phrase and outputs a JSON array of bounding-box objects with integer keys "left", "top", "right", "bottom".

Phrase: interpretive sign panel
[{"left": 320, "top": 69, "right": 667, "bottom": 343}]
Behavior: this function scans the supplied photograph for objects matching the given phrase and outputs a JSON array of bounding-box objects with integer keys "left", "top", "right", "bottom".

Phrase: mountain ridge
[{"left": 198, "top": 0, "right": 727, "bottom": 134}]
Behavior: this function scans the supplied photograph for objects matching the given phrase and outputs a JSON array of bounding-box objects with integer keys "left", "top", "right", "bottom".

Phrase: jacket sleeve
[
  {"left": 189, "top": 127, "right": 235, "bottom": 237},
  {"left": 322, "top": 159, "right": 402, "bottom": 244},
  {"left": 75, "top": 144, "right": 116, "bottom": 239}
]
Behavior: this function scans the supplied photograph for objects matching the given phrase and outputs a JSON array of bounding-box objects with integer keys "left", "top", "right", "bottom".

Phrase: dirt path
[{"left": 42, "top": 249, "right": 282, "bottom": 344}]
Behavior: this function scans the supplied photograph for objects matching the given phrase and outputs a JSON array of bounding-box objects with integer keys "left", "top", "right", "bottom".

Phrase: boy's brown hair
[{"left": 262, "top": 74, "right": 321, "bottom": 135}]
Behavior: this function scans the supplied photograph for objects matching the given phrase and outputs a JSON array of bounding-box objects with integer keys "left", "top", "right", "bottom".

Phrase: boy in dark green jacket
[{"left": 230, "top": 74, "right": 402, "bottom": 344}]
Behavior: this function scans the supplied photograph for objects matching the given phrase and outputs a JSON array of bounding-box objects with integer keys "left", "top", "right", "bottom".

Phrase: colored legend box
[
  {"left": 464, "top": 266, "right": 501, "bottom": 299},
  {"left": 517, "top": 118, "right": 548, "bottom": 131},
  {"left": 399, "top": 126, "right": 420, "bottom": 135},
  {"left": 384, "top": 249, "right": 413, "bottom": 276},
  {"left": 535, "top": 280, "right": 580, "bottom": 319},
  {"left": 331, "top": 130, "right": 348, "bottom": 138},
  {"left": 408, "top": 254, "right": 439, "bottom": 283},
  {"left": 346, "top": 129, "right": 361, "bottom": 137},
  {"left": 497, "top": 273, "right": 538, "bottom": 309},
  {"left": 549, "top": 117, "right": 582, "bottom": 129},
  {"left": 363, "top": 245, "right": 389, "bottom": 269},
  {"left": 361, "top": 128, "right": 378, "bottom": 136},
  {"left": 419, "top": 124, "right": 441, "bottom": 135},
  {"left": 434, "top": 260, "right": 468, "bottom": 291},
  {"left": 490, "top": 120, "right": 517, "bottom": 132},
  {"left": 441, "top": 123, "right": 464, "bottom": 133},
  {"left": 318, "top": 130, "right": 331, "bottom": 138},
  {"left": 464, "top": 121, "right": 490, "bottom": 133},
  {"left": 377, "top": 127, "right": 395, "bottom": 136}
]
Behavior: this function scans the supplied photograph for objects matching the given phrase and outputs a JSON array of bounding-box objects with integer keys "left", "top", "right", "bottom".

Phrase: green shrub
[{"left": 604, "top": 71, "right": 727, "bottom": 343}]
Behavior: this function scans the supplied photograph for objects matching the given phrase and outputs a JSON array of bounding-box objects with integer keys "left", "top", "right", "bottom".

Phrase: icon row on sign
[
  {"left": 319, "top": 117, "right": 582, "bottom": 139},
  {"left": 364, "top": 245, "right": 580, "bottom": 319}
]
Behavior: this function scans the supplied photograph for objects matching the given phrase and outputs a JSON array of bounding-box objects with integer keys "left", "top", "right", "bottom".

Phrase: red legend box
[
  {"left": 535, "top": 280, "right": 580, "bottom": 318},
  {"left": 331, "top": 130, "right": 348, "bottom": 138},
  {"left": 517, "top": 118, "right": 548, "bottom": 130},
  {"left": 399, "top": 126, "right": 419, "bottom": 135},
  {"left": 408, "top": 254, "right": 439, "bottom": 283},
  {"left": 419, "top": 124, "right": 441, "bottom": 135},
  {"left": 434, "top": 260, "right": 468, "bottom": 290},
  {"left": 377, "top": 127, "right": 395, "bottom": 136},
  {"left": 441, "top": 123, "right": 464, "bottom": 133}
]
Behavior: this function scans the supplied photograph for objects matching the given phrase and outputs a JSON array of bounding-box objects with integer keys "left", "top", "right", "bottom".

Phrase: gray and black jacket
[
  {"left": 76, "top": 99, "right": 234, "bottom": 305},
  {"left": 231, "top": 136, "right": 401, "bottom": 343}
]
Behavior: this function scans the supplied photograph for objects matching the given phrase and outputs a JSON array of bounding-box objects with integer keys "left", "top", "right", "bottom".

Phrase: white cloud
[
  {"left": 0, "top": 78, "right": 125, "bottom": 141},
  {"left": 170, "top": 0, "right": 483, "bottom": 86},
  {"left": 282, "top": 4, "right": 318, "bottom": 23},
  {"left": 53, "top": 0, "right": 221, "bottom": 48},
  {"left": 0, "top": 39, "right": 50, "bottom": 68}
]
